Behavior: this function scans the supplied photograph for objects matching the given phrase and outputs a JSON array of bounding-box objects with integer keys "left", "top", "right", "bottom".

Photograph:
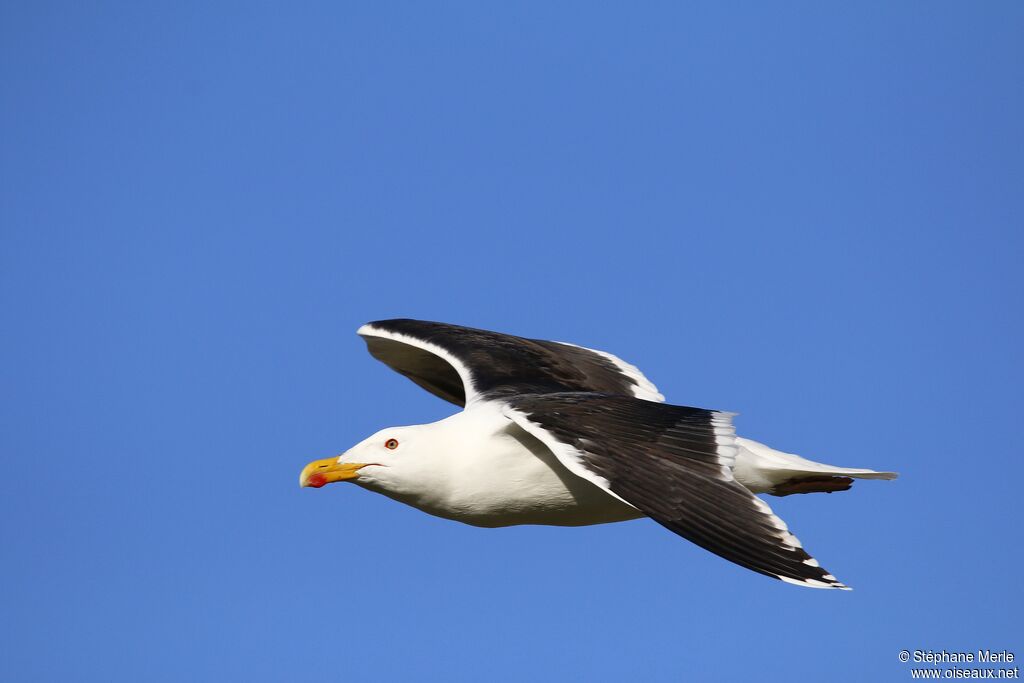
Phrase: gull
[{"left": 300, "top": 319, "right": 897, "bottom": 588}]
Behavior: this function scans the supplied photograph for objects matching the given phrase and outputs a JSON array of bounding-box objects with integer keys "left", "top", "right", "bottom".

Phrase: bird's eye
[{"left": 384, "top": 438, "right": 399, "bottom": 450}]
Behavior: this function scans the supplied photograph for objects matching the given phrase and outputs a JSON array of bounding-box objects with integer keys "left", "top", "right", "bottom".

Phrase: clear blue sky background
[{"left": 2, "top": 3, "right": 1021, "bottom": 681}]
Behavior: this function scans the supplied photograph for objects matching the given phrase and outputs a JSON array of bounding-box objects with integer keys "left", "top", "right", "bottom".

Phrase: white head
[{"left": 299, "top": 423, "right": 447, "bottom": 500}]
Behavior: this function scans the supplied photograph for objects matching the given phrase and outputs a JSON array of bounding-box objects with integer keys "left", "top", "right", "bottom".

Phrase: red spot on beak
[{"left": 306, "top": 473, "right": 328, "bottom": 488}]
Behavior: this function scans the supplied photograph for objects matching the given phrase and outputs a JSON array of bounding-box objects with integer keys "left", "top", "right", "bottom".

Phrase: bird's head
[{"left": 299, "top": 425, "right": 428, "bottom": 491}]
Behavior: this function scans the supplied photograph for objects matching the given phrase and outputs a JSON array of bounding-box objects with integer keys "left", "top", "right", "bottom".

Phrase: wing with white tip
[
  {"left": 358, "top": 319, "right": 664, "bottom": 407},
  {"left": 503, "top": 392, "right": 850, "bottom": 589}
]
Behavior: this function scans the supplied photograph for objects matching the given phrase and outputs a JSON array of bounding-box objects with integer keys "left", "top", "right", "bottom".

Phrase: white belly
[
  {"left": 443, "top": 421, "right": 644, "bottom": 527},
  {"left": 360, "top": 405, "right": 645, "bottom": 528}
]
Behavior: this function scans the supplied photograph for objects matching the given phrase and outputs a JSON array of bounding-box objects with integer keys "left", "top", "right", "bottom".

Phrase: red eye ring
[{"left": 385, "top": 438, "right": 399, "bottom": 450}]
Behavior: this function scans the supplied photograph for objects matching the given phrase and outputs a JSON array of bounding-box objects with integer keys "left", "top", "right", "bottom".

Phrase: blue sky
[{"left": 2, "top": 3, "right": 1021, "bottom": 681}]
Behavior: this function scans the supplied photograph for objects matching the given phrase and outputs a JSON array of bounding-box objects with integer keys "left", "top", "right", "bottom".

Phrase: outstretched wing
[
  {"left": 503, "top": 393, "right": 850, "bottom": 589},
  {"left": 357, "top": 319, "right": 664, "bottom": 407}
]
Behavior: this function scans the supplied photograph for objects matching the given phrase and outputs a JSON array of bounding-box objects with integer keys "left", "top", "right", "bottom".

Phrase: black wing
[
  {"left": 503, "top": 393, "right": 850, "bottom": 589},
  {"left": 357, "top": 319, "right": 663, "bottom": 407}
]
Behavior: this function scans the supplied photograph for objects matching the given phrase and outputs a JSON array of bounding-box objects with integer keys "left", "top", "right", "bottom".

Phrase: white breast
[{"left": 361, "top": 403, "right": 644, "bottom": 528}]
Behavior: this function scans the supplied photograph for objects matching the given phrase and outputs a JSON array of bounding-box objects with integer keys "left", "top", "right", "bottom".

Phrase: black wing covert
[
  {"left": 503, "top": 393, "right": 850, "bottom": 589},
  {"left": 358, "top": 319, "right": 663, "bottom": 407}
]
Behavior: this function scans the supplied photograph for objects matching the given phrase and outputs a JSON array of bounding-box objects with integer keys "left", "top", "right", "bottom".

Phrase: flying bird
[{"left": 300, "top": 319, "right": 897, "bottom": 589}]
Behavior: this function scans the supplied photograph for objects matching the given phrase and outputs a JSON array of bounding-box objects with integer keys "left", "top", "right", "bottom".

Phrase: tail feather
[{"left": 733, "top": 437, "right": 898, "bottom": 496}]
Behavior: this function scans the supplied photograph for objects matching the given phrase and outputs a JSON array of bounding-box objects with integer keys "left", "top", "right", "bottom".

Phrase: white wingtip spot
[
  {"left": 803, "top": 557, "right": 820, "bottom": 567},
  {"left": 779, "top": 575, "right": 850, "bottom": 590},
  {"left": 764, "top": 512, "right": 789, "bottom": 533}
]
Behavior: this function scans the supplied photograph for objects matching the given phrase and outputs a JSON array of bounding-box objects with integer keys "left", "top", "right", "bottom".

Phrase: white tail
[{"left": 732, "top": 437, "right": 898, "bottom": 496}]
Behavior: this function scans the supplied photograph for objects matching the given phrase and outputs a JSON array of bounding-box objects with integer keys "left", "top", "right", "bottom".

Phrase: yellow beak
[{"left": 299, "top": 457, "right": 369, "bottom": 488}]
